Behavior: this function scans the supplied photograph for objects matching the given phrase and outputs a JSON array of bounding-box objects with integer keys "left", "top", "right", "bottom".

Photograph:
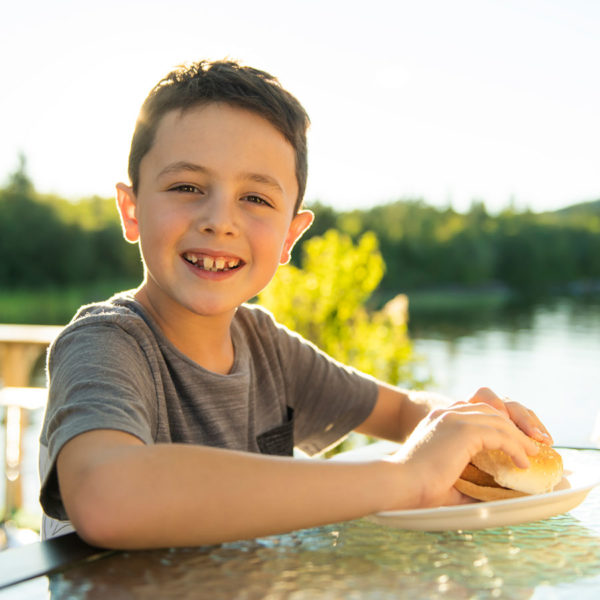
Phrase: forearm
[
  {"left": 60, "top": 437, "right": 409, "bottom": 549},
  {"left": 356, "top": 382, "right": 451, "bottom": 442},
  {"left": 400, "top": 388, "right": 452, "bottom": 437}
]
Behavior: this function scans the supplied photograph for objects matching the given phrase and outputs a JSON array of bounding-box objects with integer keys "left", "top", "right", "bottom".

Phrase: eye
[
  {"left": 169, "top": 184, "right": 202, "bottom": 193},
  {"left": 243, "top": 194, "right": 272, "bottom": 207}
]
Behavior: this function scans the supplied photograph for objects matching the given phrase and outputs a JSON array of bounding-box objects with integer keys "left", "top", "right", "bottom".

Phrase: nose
[{"left": 196, "top": 192, "right": 239, "bottom": 237}]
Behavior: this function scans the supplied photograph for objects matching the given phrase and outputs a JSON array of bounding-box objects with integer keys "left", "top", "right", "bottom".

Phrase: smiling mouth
[{"left": 183, "top": 252, "right": 242, "bottom": 272}]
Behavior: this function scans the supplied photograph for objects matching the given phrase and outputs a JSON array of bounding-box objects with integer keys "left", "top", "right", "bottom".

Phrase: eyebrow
[
  {"left": 157, "top": 161, "right": 209, "bottom": 179},
  {"left": 241, "top": 172, "right": 284, "bottom": 194},
  {"left": 157, "top": 161, "right": 284, "bottom": 194}
]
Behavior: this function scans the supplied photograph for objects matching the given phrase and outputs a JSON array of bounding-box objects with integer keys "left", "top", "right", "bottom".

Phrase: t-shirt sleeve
[
  {"left": 252, "top": 307, "right": 379, "bottom": 456},
  {"left": 39, "top": 321, "right": 158, "bottom": 520}
]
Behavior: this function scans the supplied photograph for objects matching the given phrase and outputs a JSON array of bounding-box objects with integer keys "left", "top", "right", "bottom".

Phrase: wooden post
[{"left": 0, "top": 325, "right": 62, "bottom": 519}]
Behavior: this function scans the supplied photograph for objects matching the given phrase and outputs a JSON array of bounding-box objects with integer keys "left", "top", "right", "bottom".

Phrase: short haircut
[{"left": 128, "top": 60, "right": 310, "bottom": 213}]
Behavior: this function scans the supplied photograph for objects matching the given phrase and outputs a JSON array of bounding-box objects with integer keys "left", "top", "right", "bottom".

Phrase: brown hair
[{"left": 128, "top": 60, "right": 310, "bottom": 212}]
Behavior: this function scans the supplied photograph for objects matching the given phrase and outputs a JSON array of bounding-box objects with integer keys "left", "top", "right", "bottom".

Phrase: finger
[
  {"left": 440, "top": 486, "right": 478, "bottom": 507},
  {"left": 488, "top": 419, "right": 541, "bottom": 467},
  {"left": 451, "top": 488, "right": 479, "bottom": 505},
  {"left": 477, "top": 428, "right": 532, "bottom": 469},
  {"left": 468, "top": 389, "right": 555, "bottom": 446},
  {"left": 505, "top": 402, "right": 554, "bottom": 445},
  {"left": 449, "top": 398, "right": 505, "bottom": 415},
  {"left": 467, "top": 387, "right": 510, "bottom": 418},
  {"left": 455, "top": 400, "right": 512, "bottom": 424},
  {"left": 442, "top": 408, "right": 540, "bottom": 467}
]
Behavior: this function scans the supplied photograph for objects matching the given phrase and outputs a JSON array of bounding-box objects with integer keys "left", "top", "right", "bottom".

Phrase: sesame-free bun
[{"left": 455, "top": 440, "right": 563, "bottom": 501}]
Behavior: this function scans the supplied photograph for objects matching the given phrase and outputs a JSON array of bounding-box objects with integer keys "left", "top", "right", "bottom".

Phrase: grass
[
  {"left": 406, "top": 286, "right": 514, "bottom": 314},
  {"left": 394, "top": 286, "right": 517, "bottom": 339},
  {"left": 0, "top": 280, "right": 139, "bottom": 325}
]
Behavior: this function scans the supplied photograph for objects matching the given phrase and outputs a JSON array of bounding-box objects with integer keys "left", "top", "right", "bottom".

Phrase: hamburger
[{"left": 455, "top": 440, "right": 563, "bottom": 501}]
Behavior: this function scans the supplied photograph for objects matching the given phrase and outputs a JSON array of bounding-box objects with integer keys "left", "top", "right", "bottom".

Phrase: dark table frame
[{"left": 0, "top": 532, "right": 110, "bottom": 590}]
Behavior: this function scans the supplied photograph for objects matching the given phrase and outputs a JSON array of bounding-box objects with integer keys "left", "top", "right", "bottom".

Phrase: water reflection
[
  {"left": 410, "top": 296, "right": 600, "bottom": 448},
  {"left": 409, "top": 294, "right": 600, "bottom": 340}
]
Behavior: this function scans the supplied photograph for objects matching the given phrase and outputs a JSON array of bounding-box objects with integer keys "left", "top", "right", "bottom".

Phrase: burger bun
[{"left": 456, "top": 440, "right": 563, "bottom": 501}]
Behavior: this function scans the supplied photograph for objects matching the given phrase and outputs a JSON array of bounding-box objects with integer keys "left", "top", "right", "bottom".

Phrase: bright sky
[{"left": 2, "top": 0, "right": 599, "bottom": 213}]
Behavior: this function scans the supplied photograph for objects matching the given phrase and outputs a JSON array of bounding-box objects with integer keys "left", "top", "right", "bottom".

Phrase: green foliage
[
  {"left": 259, "top": 230, "right": 421, "bottom": 387},
  {"left": 39, "top": 193, "right": 122, "bottom": 230},
  {"left": 1, "top": 154, "right": 599, "bottom": 325},
  {"left": 0, "top": 161, "right": 142, "bottom": 290},
  {"left": 6, "top": 153, "right": 34, "bottom": 197},
  {"left": 305, "top": 198, "right": 600, "bottom": 299},
  {"left": 0, "top": 281, "right": 137, "bottom": 325},
  {"left": 552, "top": 198, "right": 600, "bottom": 219}
]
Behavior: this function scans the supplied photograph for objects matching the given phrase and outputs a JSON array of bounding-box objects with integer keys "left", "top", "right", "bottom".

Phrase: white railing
[{"left": 0, "top": 325, "right": 62, "bottom": 520}]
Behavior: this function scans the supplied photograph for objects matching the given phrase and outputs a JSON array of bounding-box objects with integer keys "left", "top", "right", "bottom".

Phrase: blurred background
[{"left": 1, "top": 0, "right": 599, "bottom": 533}]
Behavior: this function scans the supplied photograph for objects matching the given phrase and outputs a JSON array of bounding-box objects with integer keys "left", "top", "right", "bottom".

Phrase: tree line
[
  {"left": 0, "top": 161, "right": 142, "bottom": 289},
  {"left": 302, "top": 199, "right": 600, "bottom": 300},
  {"left": 1, "top": 160, "right": 599, "bottom": 299}
]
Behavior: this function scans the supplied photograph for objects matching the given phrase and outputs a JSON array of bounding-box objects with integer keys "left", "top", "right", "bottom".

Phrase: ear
[
  {"left": 280, "top": 210, "right": 314, "bottom": 265},
  {"left": 116, "top": 183, "right": 140, "bottom": 243}
]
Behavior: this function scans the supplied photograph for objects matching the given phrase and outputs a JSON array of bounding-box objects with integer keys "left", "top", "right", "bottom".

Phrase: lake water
[
  {"left": 2, "top": 295, "right": 600, "bottom": 522},
  {"left": 409, "top": 295, "right": 600, "bottom": 449}
]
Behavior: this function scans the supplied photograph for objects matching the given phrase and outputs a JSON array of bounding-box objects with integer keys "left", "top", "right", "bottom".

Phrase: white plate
[{"left": 367, "top": 448, "right": 600, "bottom": 531}]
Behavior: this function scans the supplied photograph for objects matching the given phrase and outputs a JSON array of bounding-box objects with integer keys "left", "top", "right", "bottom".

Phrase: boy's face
[{"left": 117, "top": 102, "right": 313, "bottom": 321}]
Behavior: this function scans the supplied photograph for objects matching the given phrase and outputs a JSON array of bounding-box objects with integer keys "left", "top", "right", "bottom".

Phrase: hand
[
  {"left": 466, "top": 387, "right": 553, "bottom": 445},
  {"left": 384, "top": 400, "right": 540, "bottom": 510}
]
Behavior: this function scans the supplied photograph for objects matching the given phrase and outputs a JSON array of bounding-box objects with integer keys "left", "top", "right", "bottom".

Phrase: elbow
[
  {"left": 68, "top": 502, "right": 120, "bottom": 550},
  {"left": 62, "top": 466, "right": 136, "bottom": 549}
]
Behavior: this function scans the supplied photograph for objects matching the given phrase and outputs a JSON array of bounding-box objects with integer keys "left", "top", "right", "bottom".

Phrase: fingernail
[{"left": 534, "top": 427, "right": 551, "bottom": 442}]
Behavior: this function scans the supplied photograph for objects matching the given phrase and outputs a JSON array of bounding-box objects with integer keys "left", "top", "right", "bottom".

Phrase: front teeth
[
  {"left": 184, "top": 253, "right": 240, "bottom": 272},
  {"left": 203, "top": 256, "right": 215, "bottom": 270}
]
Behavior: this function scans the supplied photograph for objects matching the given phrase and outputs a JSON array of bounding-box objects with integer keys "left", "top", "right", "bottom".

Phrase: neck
[{"left": 134, "top": 287, "right": 236, "bottom": 375}]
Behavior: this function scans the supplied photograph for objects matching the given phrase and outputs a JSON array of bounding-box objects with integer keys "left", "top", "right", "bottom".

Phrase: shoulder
[
  {"left": 235, "top": 303, "right": 301, "bottom": 343},
  {"left": 49, "top": 292, "right": 158, "bottom": 363},
  {"left": 68, "top": 290, "right": 145, "bottom": 325},
  {"left": 234, "top": 303, "right": 323, "bottom": 368},
  {"left": 236, "top": 302, "right": 277, "bottom": 327},
  {"left": 64, "top": 291, "right": 148, "bottom": 332}
]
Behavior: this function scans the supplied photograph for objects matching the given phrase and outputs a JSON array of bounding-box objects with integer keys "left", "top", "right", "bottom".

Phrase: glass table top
[{"left": 3, "top": 450, "right": 600, "bottom": 600}]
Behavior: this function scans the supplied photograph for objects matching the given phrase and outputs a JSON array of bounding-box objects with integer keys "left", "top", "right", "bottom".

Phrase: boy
[{"left": 39, "top": 60, "right": 552, "bottom": 548}]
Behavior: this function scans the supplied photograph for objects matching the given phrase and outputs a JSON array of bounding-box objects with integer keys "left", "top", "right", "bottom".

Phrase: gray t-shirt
[{"left": 39, "top": 293, "right": 378, "bottom": 539}]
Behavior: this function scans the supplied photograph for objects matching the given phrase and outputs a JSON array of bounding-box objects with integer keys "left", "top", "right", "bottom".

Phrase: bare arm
[
  {"left": 57, "top": 430, "right": 399, "bottom": 549},
  {"left": 355, "top": 384, "right": 553, "bottom": 445},
  {"left": 57, "top": 394, "right": 542, "bottom": 550},
  {"left": 354, "top": 382, "right": 450, "bottom": 441}
]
